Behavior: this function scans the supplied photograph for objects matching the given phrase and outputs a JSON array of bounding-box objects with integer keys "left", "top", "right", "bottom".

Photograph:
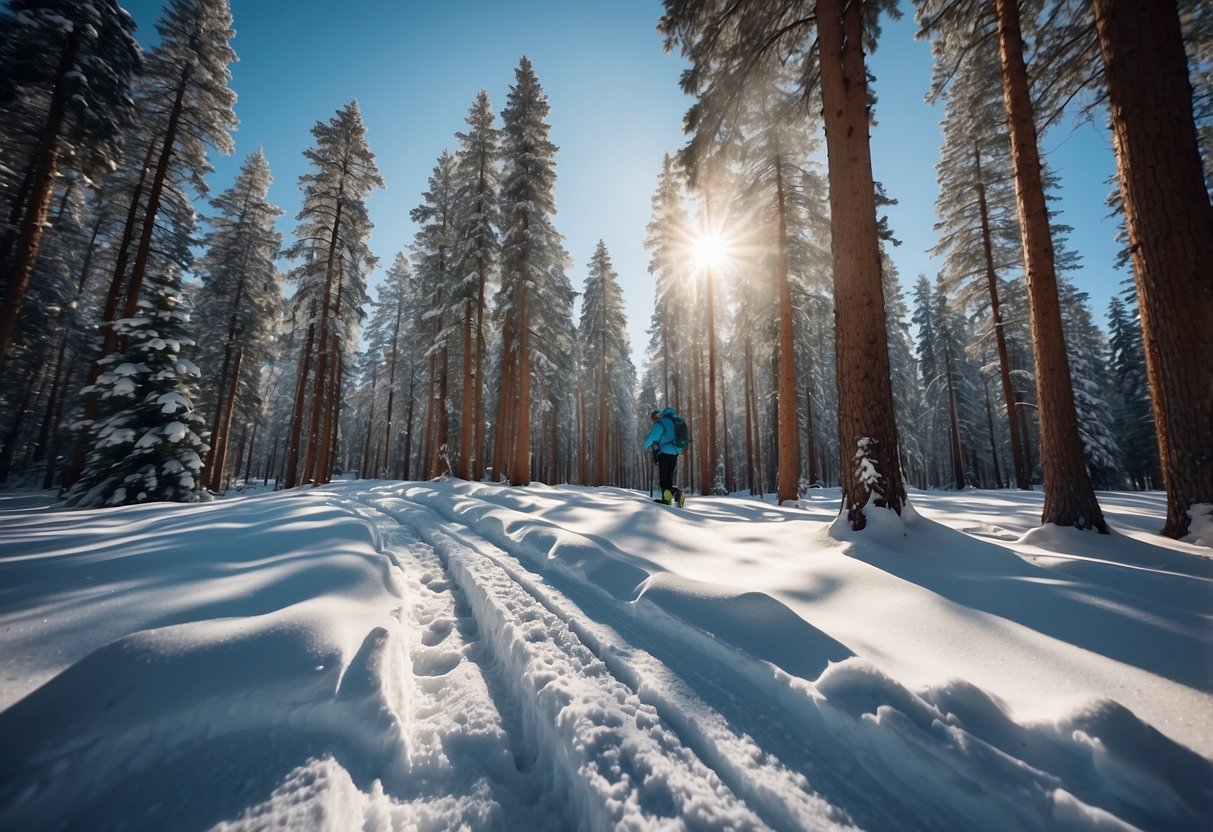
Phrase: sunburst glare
[{"left": 692, "top": 231, "right": 729, "bottom": 272}]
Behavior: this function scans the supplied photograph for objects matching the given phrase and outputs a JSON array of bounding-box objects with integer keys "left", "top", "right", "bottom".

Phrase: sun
[{"left": 692, "top": 231, "right": 729, "bottom": 272}]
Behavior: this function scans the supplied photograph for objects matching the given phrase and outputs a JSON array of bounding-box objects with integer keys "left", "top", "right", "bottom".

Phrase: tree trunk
[
  {"left": 691, "top": 311, "right": 706, "bottom": 494},
  {"left": 264, "top": 429, "right": 278, "bottom": 486},
  {"left": 284, "top": 309, "right": 317, "bottom": 489},
  {"left": 944, "top": 346, "right": 966, "bottom": 490},
  {"left": 209, "top": 346, "right": 243, "bottom": 493},
  {"left": 243, "top": 421, "right": 258, "bottom": 487},
  {"left": 983, "top": 376, "right": 1004, "bottom": 488},
  {"left": 773, "top": 151, "right": 801, "bottom": 503},
  {"left": 303, "top": 180, "right": 347, "bottom": 484},
  {"left": 433, "top": 342, "right": 450, "bottom": 477},
  {"left": 382, "top": 297, "right": 403, "bottom": 478},
  {"left": 512, "top": 277, "right": 531, "bottom": 486},
  {"left": 1093, "top": 0, "right": 1213, "bottom": 538},
  {"left": 317, "top": 261, "right": 347, "bottom": 485},
  {"left": 704, "top": 267, "right": 719, "bottom": 494},
  {"left": 33, "top": 320, "right": 71, "bottom": 469},
  {"left": 0, "top": 377, "right": 36, "bottom": 483},
  {"left": 401, "top": 372, "right": 417, "bottom": 481},
  {"left": 976, "top": 149, "right": 1030, "bottom": 489},
  {"left": 492, "top": 318, "right": 515, "bottom": 482},
  {"left": 720, "top": 366, "right": 734, "bottom": 493},
  {"left": 473, "top": 255, "right": 488, "bottom": 482},
  {"left": 576, "top": 379, "right": 587, "bottom": 484},
  {"left": 458, "top": 298, "right": 474, "bottom": 479},
  {"left": 323, "top": 349, "right": 344, "bottom": 483},
  {"left": 660, "top": 321, "right": 671, "bottom": 404},
  {"left": 0, "top": 151, "right": 39, "bottom": 274},
  {"left": 817, "top": 0, "right": 906, "bottom": 528},
  {"left": 204, "top": 295, "right": 245, "bottom": 488},
  {"left": 549, "top": 400, "right": 560, "bottom": 484},
  {"left": 743, "top": 338, "right": 758, "bottom": 495},
  {"left": 0, "top": 31, "right": 81, "bottom": 373},
  {"left": 596, "top": 335, "right": 608, "bottom": 486},
  {"left": 996, "top": 0, "right": 1106, "bottom": 531},
  {"left": 38, "top": 214, "right": 102, "bottom": 486},
  {"left": 361, "top": 363, "right": 378, "bottom": 477}
]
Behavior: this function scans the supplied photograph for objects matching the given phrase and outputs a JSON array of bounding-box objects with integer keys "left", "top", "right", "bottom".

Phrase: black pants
[{"left": 657, "top": 453, "right": 681, "bottom": 496}]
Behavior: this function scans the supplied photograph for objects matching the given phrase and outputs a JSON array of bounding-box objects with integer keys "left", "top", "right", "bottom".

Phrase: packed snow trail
[{"left": 1, "top": 480, "right": 1210, "bottom": 831}]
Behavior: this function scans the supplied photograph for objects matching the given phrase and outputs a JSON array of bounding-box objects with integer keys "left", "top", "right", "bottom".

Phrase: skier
[{"left": 644, "top": 406, "right": 686, "bottom": 507}]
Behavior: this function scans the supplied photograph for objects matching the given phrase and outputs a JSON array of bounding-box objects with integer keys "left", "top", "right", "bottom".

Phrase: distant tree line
[{"left": 0, "top": 0, "right": 1208, "bottom": 538}]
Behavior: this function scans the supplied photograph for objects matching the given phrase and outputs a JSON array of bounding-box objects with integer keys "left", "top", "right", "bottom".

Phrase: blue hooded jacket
[{"left": 643, "top": 406, "right": 682, "bottom": 455}]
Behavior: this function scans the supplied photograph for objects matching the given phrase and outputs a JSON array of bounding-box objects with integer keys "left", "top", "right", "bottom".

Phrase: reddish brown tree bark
[
  {"left": 817, "top": 0, "right": 906, "bottom": 528},
  {"left": 284, "top": 307, "right": 317, "bottom": 489},
  {"left": 511, "top": 276, "right": 532, "bottom": 485},
  {"left": 457, "top": 298, "right": 475, "bottom": 479},
  {"left": 1093, "top": 0, "right": 1213, "bottom": 538},
  {"left": 0, "top": 30, "right": 80, "bottom": 373},
  {"left": 996, "top": 0, "right": 1106, "bottom": 531},
  {"left": 773, "top": 150, "right": 801, "bottom": 503},
  {"left": 208, "top": 346, "right": 242, "bottom": 493}
]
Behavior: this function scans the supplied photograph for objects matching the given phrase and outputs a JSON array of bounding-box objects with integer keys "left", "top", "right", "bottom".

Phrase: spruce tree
[
  {"left": 283, "top": 101, "right": 382, "bottom": 488},
  {"left": 65, "top": 262, "right": 207, "bottom": 507},
  {"left": 192, "top": 148, "right": 283, "bottom": 492},
  {"left": 579, "top": 241, "right": 635, "bottom": 486},
  {"left": 452, "top": 91, "right": 501, "bottom": 480},
  {"left": 495, "top": 56, "right": 571, "bottom": 486},
  {"left": 411, "top": 150, "right": 461, "bottom": 478}
]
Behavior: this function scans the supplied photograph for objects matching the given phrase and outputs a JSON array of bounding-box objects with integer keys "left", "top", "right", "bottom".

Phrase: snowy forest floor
[{"left": 1, "top": 481, "right": 1210, "bottom": 831}]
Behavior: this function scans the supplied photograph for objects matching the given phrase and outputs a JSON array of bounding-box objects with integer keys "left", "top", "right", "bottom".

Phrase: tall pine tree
[
  {"left": 283, "top": 101, "right": 382, "bottom": 487},
  {"left": 495, "top": 57, "right": 571, "bottom": 486},
  {"left": 578, "top": 241, "right": 635, "bottom": 486},
  {"left": 452, "top": 91, "right": 501, "bottom": 480},
  {"left": 193, "top": 148, "right": 283, "bottom": 492}
]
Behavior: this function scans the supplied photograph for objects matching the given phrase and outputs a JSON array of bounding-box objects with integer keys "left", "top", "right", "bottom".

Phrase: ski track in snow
[
  {"left": 326, "top": 481, "right": 1191, "bottom": 832},
  {"left": 1, "top": 481, "right": 1210, "bottom": 831}
]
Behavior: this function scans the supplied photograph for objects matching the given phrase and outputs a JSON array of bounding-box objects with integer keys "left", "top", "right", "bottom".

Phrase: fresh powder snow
[{"left": 0, "top": 482, "right": 1209, "bottom": 831}]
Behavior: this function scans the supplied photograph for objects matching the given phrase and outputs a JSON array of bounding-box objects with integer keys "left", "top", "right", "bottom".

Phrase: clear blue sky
[{"left": 122, "top": 0, "right": 1127, "bottom": 365}]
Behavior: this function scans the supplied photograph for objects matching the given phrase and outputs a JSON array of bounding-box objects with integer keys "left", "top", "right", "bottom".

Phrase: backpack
[{"left": 669, "top": 414, "right": 690, "bottom": 450}]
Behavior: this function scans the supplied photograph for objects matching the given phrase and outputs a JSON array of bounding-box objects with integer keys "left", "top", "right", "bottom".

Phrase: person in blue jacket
[{"left": 644, "top": 406, "right": 685, "bottom": 507}]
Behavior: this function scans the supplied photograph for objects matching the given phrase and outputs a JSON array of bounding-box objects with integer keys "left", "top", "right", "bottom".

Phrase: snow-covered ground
[{"left": 1, "top": 481, "right": 1210, "bottom": 831}]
